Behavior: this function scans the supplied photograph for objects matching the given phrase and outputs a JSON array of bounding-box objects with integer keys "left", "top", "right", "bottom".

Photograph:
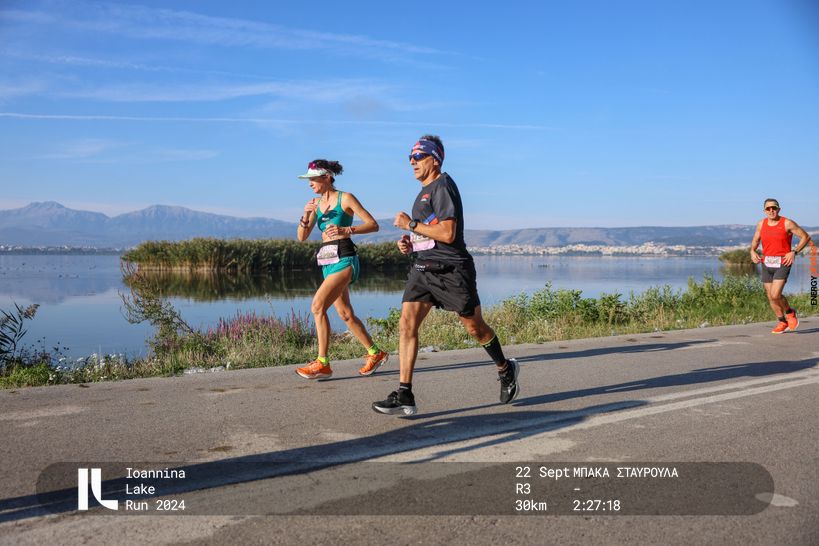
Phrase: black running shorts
[
  {"left": 759, "top": 264, "right": 791, "bottom": 283},
  {"left": 402, "top": 260, "right": 481, "bottom": 317}
]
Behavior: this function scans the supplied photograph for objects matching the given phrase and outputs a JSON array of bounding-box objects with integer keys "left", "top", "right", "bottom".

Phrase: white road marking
[
  {"left": 539, "top": 374, "right": 819, "bottom": 435},
  {"left": 755, "top": 493, "right": 799, "bottom": 507},
  {"left": 0, "top": 406, "right": 85, "bottom": 420},
  {"left": 648, "top": 369, "right": 819, "bottom": 403},
  {"left": 674, "top": 340, "right": 751, "bottom": 350},
  {"left": 379, "top": 370, "right": 819, "bottom": 462}
]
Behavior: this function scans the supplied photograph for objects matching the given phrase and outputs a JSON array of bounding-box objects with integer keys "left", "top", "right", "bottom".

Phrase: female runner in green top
[{"left": 295, "top": 159, "right": 389, "bottom": 380}]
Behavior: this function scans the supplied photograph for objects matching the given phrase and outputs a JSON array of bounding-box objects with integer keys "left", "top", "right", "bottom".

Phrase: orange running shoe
[
  {"left": 771, "top": 321, "right": 789, "bottom": 334},
  {"left": 296, "top": 360, "right": 333, "bottom": 380},
  {"left": 786, "top": 310, "right": 799, "bottom": 331},
  {"left": 359, "top": 350, "right": 389, "bottom": 376}
]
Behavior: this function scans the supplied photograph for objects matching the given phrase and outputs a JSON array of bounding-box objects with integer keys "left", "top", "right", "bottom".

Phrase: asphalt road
[{"left": 1, "top": 317, "right": 818, "bottom": 545}]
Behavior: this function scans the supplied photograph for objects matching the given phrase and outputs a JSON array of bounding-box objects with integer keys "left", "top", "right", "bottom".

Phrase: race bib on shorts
[
  {"left": 410, "top": 232, "right": 436, "bottom": 252},
  {"left": 763, "top": 255, "right": 782, "bottom": 268},
  {"left": 317, "top": 243, "right": 340, "bottom": 266}
]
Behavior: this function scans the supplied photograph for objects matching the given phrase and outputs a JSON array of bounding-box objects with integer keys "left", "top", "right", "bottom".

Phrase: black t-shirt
[{"left": 410, "top": 172, "right": 472, "bottom": 263}]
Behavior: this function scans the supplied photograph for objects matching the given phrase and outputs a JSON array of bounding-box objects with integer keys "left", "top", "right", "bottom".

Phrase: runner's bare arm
[
  {"left": 297, "top": 198, "right": 318, "bottom": 241},
  {"left": 750, "top": 220, "right": 763, "bottom": 263},
  {"left": 784, "top": 220, "right": 812, "bottom": 267},
  {"left": 341, "top": 192, "right": 379, "bottom": 235},
  {"left": 393, "top": 212, "right": 456, "bottom": 244},
  {"left": 785, "top": 219, "right": 812, "bottom": 253}
]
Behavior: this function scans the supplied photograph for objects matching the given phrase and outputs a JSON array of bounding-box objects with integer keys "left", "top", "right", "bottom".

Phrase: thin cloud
[
  {"left": 2, "top": 1, "right": 453, "bottom": 63},
  {"left": 0, "top": 112, "right": 552, "bottom": 131},
  {"left": 54, "top": 79, "right": 395, "bottom": 103},
  {"left": 649, "top": 175, "right": 691, "bottom": 181},
  {"left": 62, "top": 149, "right": 221, "bottom": 165},
  {"left": 0, "top": 80, "right": 47, "bottom": 101},
  {"left": 153, "top": 148, "right": 220, "bottom": 161},
  {"left": 37, "top": 138, "right": 120, "bottom": 159},
  {"left": 25, "top": 137, "right": 219, "bottom": 163},
  {"left": 0, "top": 49, "right": 283, "bottom": 81},
  {"left": 0, "top": 8, "right": 55, "bottom": 25},
  {"left": 1, "top": 49, "right": 148, "bottom": 70}
]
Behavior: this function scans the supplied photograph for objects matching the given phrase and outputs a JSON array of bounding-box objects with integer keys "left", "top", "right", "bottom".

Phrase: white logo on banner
[{"left": 77, "top": 468, "right": 119, "bottom": 510}]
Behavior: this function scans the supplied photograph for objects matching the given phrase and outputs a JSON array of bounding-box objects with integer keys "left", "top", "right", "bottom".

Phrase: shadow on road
[
  {"left": 514, "top": 357, "right": 818, "bottom": 407},
  {"left": 416, "top": 357, "right": 818, "bottom": 420},
  {"left": 0, "top": 399, "right": 646, "bottom": 522},
  {"left": 325, "top": 338, "right": 717, "bottom": 382}
]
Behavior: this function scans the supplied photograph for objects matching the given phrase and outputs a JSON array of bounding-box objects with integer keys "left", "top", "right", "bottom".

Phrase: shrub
[
  {"left": 719, "top": 249, "right": 754, "bottom": 267},
  {"left": 0, "top": 302, "right": 39, "bottom": 367}
]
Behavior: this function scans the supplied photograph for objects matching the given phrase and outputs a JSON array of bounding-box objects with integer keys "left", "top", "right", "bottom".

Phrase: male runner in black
[{"left": 372, "top": 135, "right": 519, "bottom": 416}]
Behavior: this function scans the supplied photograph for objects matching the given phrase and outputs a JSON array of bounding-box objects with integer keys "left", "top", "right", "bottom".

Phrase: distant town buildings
[
  {"left": 469, "top": 242, "right": 747, "bottom": 256},
  {"left": 0, "top": 245, "right": 122, "bottom": 254}
]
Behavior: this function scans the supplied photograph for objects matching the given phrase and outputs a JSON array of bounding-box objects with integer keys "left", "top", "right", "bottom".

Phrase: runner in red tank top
[{"left": 750, "top": 198, "right": 813, "bottom": 333}]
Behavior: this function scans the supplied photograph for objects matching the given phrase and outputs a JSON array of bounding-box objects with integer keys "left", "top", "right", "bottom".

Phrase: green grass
[
  {"left": 2, "top": 274, "right": 815, "bottom": 388},
  {"left": 0, "top": 362, "right": 52, "bottom": 388}
]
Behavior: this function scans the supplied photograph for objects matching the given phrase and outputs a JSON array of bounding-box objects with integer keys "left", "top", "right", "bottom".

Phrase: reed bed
[{"left": 122, "top": 238, "right": 410, "bottom": 272}]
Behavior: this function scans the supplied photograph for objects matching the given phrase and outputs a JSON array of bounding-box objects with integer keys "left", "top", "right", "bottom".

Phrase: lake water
[{"left": 0, "top": 254, "right": 813, "bottom": 359}]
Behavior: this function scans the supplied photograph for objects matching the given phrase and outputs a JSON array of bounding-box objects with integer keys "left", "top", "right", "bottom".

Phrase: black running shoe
[
  {"left": 498, "top": 358, "right": 520, "bottom": 404},
  {"left": 372, "top": 390, "right": 417, "bottom": 416}
]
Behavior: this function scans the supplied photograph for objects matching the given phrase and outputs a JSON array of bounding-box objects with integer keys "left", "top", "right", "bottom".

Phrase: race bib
[
  {"left": 410, "top": 232, "right": 436, "bottom": 252},
  {"left": 763, "top": 255, "right": 782, "bottom": 268},
  {"left": 317, "top": 243, "right": 340, "bottom": 266}
]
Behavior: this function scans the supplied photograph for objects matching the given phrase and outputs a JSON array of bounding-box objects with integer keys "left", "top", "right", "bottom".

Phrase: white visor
[{"left": 297, "top": 167, "right": 332, "bottom": 179}]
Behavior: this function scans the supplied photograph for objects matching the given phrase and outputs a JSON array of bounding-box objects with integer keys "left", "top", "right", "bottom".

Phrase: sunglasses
[
  {"left": 409, "top": 152, "right": 430, "bottom": 162},
  {"left": 765, "top": 206, "right": 779, "bottom": 211}
]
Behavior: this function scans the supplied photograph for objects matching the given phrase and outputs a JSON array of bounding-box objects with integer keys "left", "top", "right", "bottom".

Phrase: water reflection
[
  {"left": 719, "top": 264, "right": 757, "bottom": 278},
  {"left": 0, "top": 255, "right": 122, "bottom": 304},
  {"left": 125, "top": 269, "right": 409, "bottom": 300}
]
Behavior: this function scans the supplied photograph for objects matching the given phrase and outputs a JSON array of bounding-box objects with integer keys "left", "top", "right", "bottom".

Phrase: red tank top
[{"left": 760, "top": 216, "right": 792, "bottom": 257}]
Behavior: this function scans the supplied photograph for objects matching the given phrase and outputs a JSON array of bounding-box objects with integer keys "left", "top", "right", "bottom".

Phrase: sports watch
[{"left": 408, "top": 219, "right": 419, "bottom": 231}]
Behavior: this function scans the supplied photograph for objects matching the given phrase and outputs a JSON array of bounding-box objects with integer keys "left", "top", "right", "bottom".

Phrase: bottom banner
[{"left": 28, "top": 461, "right": 774, "bottom": 516}]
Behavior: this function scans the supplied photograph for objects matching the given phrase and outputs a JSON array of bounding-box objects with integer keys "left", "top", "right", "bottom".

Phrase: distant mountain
[
  {"left": 105, "top": 204, "right": 296, "bottom": 243},
  {"left": 0, "top": 202, "right": 301, "bottom": 247},
  {"left": 0, "top": 202, "right": 814, "bottom": 249},
  {"left": 0, "top": 201, "right": 109, "bottom": 232}
]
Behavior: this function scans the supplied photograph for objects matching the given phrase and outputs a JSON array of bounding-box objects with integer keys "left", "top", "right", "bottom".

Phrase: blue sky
[{"left": 1, "top": 0, "right": 817, "bottom": 229}]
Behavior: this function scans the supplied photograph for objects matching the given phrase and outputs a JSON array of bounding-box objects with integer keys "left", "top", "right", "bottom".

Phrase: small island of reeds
[
  {"left": 719, "top": 249, "right": 755, "bottom": 268},
  {"left": 122, "top": 238, "right": 411, "bottom": 272}
]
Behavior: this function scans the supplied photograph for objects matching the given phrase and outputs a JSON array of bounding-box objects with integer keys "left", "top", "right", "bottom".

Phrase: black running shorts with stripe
[{"left": 402, "top": 259, "right": 481, "bottom": 317}]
